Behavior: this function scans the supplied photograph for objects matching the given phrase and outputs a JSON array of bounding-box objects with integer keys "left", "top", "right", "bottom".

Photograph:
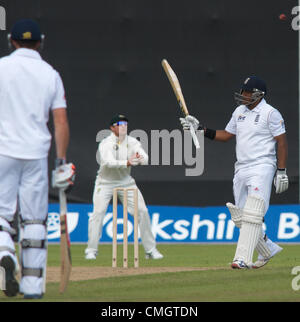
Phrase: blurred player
[
  {"left": 0, "top": 19, "right": 75, "bottom": 299},
  {"left": 180, "top": 76, "right": 287, "bottom": 269},
  {"left": 85, "top": 114, "right": 163, "bottom": 260}
]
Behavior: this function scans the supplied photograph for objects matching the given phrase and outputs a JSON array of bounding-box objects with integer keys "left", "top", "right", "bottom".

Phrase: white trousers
[
  {"left": 86, "top": 182, "right": 156, "bottom": 254},
  {"left": 0, "top": 155, "right": 48, "bottom": 295},
  {"left": 232, "top": 163, "right": 276, "bottom": 263},
  {"left": 233, "top": 163, "right": 276, "bottom": 213}
]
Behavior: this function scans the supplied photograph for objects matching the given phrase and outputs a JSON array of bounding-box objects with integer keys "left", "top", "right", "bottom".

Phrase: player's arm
[
  {"left": 100, "top": 142, "right": 138, "bottom": 168},
  {"left": 274, "top": 133, "right": 288, "bottom": 169},
  {"left": 53, "top": 108, "right": 69, "bottom": 160},
  {"left": 133, "top": 141, "right": 149, "bottom": 165},
  {"left": 214, "top": 130, "right": 235, "bottom": 142},
  {"left": 269, "top": 110, "right": 288, "bottom": 194},
  {"left": 180, "top": 116, "right": 235, "bottom": 142}
]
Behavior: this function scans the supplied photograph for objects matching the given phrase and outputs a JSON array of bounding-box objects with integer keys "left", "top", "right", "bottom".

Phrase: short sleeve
[
  {"left": 225, "top": 112, "right": 237, "bottom": 135},
  {"left": 51, "top": 72, "right": 67, "bottom": 110},
  {"left": 268, "top": 109, "right": 286, "bottom": 137}
]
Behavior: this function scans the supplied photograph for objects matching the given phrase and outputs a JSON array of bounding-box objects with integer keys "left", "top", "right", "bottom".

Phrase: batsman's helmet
[{"left": 234, "top": 76, "right": 267, "bottom": 106}]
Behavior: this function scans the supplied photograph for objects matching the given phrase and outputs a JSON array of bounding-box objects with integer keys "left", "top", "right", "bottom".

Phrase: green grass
[{"left": 1, "top": 244, "right": 300, "bottom": 302}]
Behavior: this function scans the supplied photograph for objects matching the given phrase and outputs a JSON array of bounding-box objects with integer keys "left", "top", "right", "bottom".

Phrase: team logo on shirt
[
  {"left": 254, "top": 114, "right": 260, "bottom": 124},
  {"left": 237, "top": 115, "right": 246, "bottom": 122}
]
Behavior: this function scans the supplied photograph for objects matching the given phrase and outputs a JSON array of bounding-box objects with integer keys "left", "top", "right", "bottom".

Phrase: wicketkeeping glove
[
  {"left": 52, "top": 159, "right": 76, "bottom": 191},
  {"left": 273, "top": 168, "right": 289, "bottom": 194}
]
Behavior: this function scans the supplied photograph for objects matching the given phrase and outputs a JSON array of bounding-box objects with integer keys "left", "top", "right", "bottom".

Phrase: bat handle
[
  {"left": 189, "top": 126, "right": 200, "bottom": 149},
  {"left": 59, "top": 188, "right": 67, "bottom": 215}
]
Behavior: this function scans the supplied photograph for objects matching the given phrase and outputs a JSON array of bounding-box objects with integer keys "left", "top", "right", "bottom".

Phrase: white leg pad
[
  {"left": 234, "top": 195, "right": 265, "bottom": 266},
  {"left": 255, "top": 229, "right": 271, "bottom": 259},
  {"left": 226, "top": 202, "right": 242, "bottom": 228},
  {"left": 19, "top": 224, "right": 47, "bottom": 295}
]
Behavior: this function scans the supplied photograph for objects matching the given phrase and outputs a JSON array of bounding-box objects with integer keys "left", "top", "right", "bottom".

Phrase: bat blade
[
  {"left": 161, "top": 59, "right": 189, "bottom": 116},
  {"left": 59, "top": 189, "right": 72, "bottom": 293},
  {"left": 162, "top": 59, "right": 200, "bottom": 149}
]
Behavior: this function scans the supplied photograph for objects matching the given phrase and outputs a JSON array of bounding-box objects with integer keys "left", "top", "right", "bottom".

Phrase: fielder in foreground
[
  {"left": 180, "top": 76, "right": 287, "bottom": 269},
  {"left": 0, "top": 19, "right": 75, "bottom": 299},
  {"left": 85, "top": 114, "right": 163, "bottom": 261}
]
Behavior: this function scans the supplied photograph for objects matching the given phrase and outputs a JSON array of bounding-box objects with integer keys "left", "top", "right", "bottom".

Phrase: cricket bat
[
  {"left": 59, "top": 188, "right": 72, "bottom": 293},
  {"left": 161, "top": 59, "right": 200, "bottom": 149}
]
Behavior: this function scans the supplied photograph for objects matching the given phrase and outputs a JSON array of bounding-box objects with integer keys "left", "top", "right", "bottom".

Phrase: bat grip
[{"left": 190, "top": 126, "right": 200, "bottom": 149}]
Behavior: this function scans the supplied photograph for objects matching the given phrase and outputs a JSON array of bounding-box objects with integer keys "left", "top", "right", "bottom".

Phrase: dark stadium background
[{"left": 1, "top": 0, "right": 298, "bottom": 207}]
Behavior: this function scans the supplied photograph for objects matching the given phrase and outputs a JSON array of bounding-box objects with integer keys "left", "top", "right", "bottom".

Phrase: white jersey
[
  {"left": 96, "top": 133, "right": 148, "bottom": 186},
  {"left": 225, "top": 99, "right": 285, "bottom": 172},
  {"left": 0, "top": 48, "right": 67, "bottom": 159}
]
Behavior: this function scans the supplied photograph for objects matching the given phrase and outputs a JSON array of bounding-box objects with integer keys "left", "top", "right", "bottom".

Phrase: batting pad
[
  {"left": 226, "top": 202, "right": 242, "bottom": 228},
  {"left": 234, "top": 221, "right": 261, "bottom": 266},
  {"left": 255, "top": 229, "right": 271, "bottom": 259},
  {"left": 233, "top": 195, "right": 265, "bottom": 266}
]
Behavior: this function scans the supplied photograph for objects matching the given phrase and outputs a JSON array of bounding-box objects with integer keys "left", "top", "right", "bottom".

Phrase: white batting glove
[
  {"left": 179, "top": 115, "right": 200, "bottom": 131},
  {"left": 274, "top": 169, "right": 289, "bottom": 194},
  {"left": 52, "top": 162, "right": 76, "bottom": 190}
]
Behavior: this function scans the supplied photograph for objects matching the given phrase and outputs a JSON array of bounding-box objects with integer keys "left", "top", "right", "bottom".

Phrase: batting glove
[
  {"left": 52, "top": 159, "right": 76, "bottom": 191},
  {"left": 274, "top": 168, "right": 289, "bottom": 194},
  {"left": 179, "top": 115, "right": 201, "bottom": 131}
]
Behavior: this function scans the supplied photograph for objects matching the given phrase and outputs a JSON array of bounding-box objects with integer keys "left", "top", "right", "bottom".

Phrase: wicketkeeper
[
  {"left": 85, "top": 114, "right": 163, "bottom": 260},
  {"left": 180, "top": 76, "right": 287, "bottom": 269}
]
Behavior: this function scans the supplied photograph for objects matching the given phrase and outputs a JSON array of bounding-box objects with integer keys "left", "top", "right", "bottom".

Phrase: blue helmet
[
  {"left": 11, "top": 19, "right": 42, "bottom": 41},
  {"left": 235, "top": 76, "right": 267, "bottom": 106}
]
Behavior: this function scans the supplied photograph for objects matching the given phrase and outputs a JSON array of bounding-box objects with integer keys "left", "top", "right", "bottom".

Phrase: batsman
[{"left": 180, "top": 76, "right": 287, "bottom": 269}]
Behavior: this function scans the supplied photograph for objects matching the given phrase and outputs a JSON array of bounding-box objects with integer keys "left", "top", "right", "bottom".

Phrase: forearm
[
  {"left": 276, "top": 138, "right": 288, "bottom": 169},
  {"left": 204, "top": 128, "right": 234, "bottom": 142},
  {"left": 54, "top": 121, "right": 69, "bottom": 160}
]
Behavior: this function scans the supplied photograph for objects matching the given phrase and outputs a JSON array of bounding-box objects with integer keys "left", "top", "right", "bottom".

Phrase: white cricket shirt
[
  {"left": 96, "top": 133, "right": 148, "bottom": 186},
  {"left": 225, "top": 99, "right": 285, "bottom": 171},
  {"left": 0, "top": 48, "right": 67, "bottom": 159}
]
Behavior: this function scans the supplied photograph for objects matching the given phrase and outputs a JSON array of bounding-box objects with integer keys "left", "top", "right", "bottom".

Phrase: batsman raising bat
[{"left": 180, "top": 76, "right": 287, "bottom": 269}]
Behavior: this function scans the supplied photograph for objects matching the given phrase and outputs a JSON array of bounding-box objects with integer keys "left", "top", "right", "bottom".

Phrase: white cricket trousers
[
  {"left": 233, "top": 163, "right": 276, "bottom": 213},
  {"left": 86, "top": 183, "right": 156, "bottom": 254},
  {"left": 0, "top": 155, "right": 48, "bottom": 295}
]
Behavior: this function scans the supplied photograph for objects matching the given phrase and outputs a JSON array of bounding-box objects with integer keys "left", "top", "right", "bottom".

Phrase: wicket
[{"left": 112, "top": 187, "right": 139, "bottom": 268}]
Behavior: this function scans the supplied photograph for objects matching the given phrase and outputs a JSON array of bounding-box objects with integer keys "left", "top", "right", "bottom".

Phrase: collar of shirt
[
  {"left": 243, "top": 98, "right": 266, "bottom": 114},
  {"left": 10, "top": 48, "right": 42, "bottom": 60},
  {"left": 110, "top": 132, "right": 128, "bottom": 144}
]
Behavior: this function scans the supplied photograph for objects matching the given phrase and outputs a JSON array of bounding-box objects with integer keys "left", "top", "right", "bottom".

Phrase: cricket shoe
[
  {"left": 252, "top": 242, "right": 283, "bottom": 269},
  {"left": 145, "top": 248, "right": 164, "bottom": 260},
  {"left": 0, "top": 256, "right": 19, "bottom": 297},
  {"left": 84, "top": 248, "right": 97, "bottom": 260},
  {"left": 85, "top": 252, "right": 97, "bottom": 260},
  {"left": 231, "top": 259, "right": 249, "bottom": 269}
]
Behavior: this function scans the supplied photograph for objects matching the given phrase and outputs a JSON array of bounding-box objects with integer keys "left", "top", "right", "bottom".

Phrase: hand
[
  {"left": 127, "top": 153, "right": 140, "bottom": 166},
  {"left": 52, "top": 161, "right": 76, "bottom": 191},
  {"left": 274, "top": 169, "right": 289, "bottom": 194},
  {"left": 179, "top": 115, "right": 201, "bottom": 131}
]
